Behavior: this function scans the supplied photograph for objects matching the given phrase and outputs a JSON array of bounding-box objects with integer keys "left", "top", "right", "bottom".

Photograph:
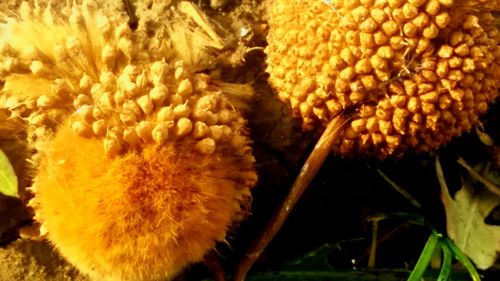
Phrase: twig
[
  {"left": 376, "top": 169, "right": 422, "bottom": 208},
  {"left": 457, "top": 157, "right": 500, "bottom": 196},
  {"left": 233, "top": 113, "right": 353, "bottom": 281},
  {"left": 367, "top": 219, "right": 378, "bottom": 268},
  {"left": 204, "top": 251, "right": 226, "bottom": 281},
  {"left": 435, "top": 156, "right": 451, "bottom": 200},
  {"left": 362, "top": 223, "right": 409, "bottom": 262}
]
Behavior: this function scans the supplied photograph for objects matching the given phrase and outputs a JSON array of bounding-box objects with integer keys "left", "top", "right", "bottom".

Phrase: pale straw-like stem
[{"left": 233, "top": 111, "right": 354, "bottom": 281}]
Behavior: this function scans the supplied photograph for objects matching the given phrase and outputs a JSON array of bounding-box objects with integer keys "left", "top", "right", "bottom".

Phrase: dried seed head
[
  {"left": 266, "top": 0, "right": 500, "bottom": 158},
  {"left": 1, "top": 4, "right": 258, "bottom": 280}
]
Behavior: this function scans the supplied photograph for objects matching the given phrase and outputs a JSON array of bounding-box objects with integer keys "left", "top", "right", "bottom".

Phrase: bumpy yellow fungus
[
  {"left": 0, "top": 1, "right": 256, "bottom": 280},
  {"left": 266, "top": 0, "right": 500, "bottom": 158}
]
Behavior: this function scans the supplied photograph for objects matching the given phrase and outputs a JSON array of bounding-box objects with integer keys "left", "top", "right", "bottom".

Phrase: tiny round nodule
[{"left": 265, "top": 0, "right": 500, "bottom": 158}]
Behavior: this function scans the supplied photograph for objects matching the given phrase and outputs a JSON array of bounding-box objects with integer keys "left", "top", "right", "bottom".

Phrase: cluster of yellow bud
[{"left": 68, "top": 59, "right": 248, "bottom": 158}]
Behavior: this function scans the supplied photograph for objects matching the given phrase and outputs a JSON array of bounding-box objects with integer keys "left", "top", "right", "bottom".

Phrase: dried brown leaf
[{"left": 436, "top": 156, "right": 500, "bottom": 269}]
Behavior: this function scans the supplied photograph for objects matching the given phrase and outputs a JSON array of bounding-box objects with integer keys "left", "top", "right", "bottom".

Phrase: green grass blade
[
  {"left": 444, "top": 239, "right": 481, "bottom": 281},
  {"left": 407, "top": 233, "right": 441, "bottom": 281},
  {"left": 437, "top": 243, "right": 452, "bottom": 281}
]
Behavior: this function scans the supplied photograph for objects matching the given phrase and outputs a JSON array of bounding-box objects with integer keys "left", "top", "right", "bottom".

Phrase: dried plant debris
[
  {"left": 0, "top": 1, "right": 257, "bottom": 281},
  {"left": 266, "top": 0, "right": 500, "bottom": 158},
  {"left": 236, "top": 0, "right": 500, "bottom": 278},
  {"left": 436, "top": 156, "right": 500, "bottom": 270}
]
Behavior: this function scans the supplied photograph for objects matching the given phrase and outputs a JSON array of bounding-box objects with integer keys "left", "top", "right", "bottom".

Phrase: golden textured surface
[
  {"left": 266, "top": 0, "right": 500, "bottom": 158},
  {"left": 33, "top": 125, "right": 255, "bottom": 281},
  {"left": 0, "top": 1, "right": 256, "bottom": 280}
]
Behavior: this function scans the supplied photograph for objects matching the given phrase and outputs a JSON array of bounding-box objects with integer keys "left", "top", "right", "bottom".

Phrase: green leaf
[{"left": 0, "top": 149, "right": 18, "bottom": 197}]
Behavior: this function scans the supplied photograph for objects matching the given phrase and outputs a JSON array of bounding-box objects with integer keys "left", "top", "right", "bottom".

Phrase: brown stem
[
  {"left": 361, "top": 223, "right": 409, "bottom": 262},
  {"left": 367, "top": 219, "right": 378, "bottom": 268},
  {"left": 233, "top": 113, "right": 351, "bottom": 281},
  {"left": 204, "top": 251, "right": 226, "bottom": 281},
  {"left": 457, "top": 156, "right": 500, "bottom": 196},
  {"left": 376, "top": 169, "right": 422, "bottom": 208}
]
